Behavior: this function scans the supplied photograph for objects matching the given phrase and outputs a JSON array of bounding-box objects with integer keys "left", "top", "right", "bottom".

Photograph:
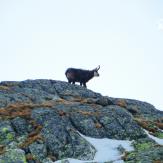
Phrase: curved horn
[{"left": 96, "top": 65, "right": 100, "bottom": 71}]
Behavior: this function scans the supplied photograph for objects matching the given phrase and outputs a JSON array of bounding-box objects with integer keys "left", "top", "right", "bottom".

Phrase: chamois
[{"left": 65, "top": 66, "right": 100, "bottom": 88}]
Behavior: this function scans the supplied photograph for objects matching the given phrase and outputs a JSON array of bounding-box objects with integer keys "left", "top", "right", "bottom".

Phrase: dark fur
[{"left": 65, "top": 66, "right": 100, "bottom": 88}]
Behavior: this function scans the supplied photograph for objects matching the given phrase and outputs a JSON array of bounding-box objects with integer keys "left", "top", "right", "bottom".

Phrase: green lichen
[
  {"left": 0, "top": 149, "right": 27, "bottom": 163},
  {"left": 134, "top": 142, "right": 153, "bottom": 151},
  {"left": 155, "top": 132, "right": 163, "bottom": 139},
  {"left": 0, "top": 160, "right": 5, "bottom": 163},
  {"left": 1, "top": 127, "right": 14, "bottom": 142},
  {"left": 0, "top": 126, "right": 15, "bottom": 145},
  {"left": 7, "top": 133, "right": 14, "bottom": 141},
  {"left": 23, "top": 155, "right": 27, "bottom": 163},
  {"left": 126, "top": 152, "right": 136, "bottom": 158},
  {"left": 2, "top": 127, "right": 8, "bottom": 133},
  {"left": 124, "top": 138, "right": 163, "bottom": 163}
]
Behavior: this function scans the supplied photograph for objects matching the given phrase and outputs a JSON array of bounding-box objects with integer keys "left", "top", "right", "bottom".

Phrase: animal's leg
[
  {"left": 83, "top": 83, "right": 87, "bottom": 88},
  {"left": 72, "top": 81, "right": 75, "bottom": 84},
  {"left": 80, "top": 82, "right": 82, "bottom": 86}
]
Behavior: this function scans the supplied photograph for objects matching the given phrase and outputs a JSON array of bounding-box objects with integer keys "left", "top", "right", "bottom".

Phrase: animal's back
[{"left": 65, "top": 68, "right": 89, "bottom": 82}]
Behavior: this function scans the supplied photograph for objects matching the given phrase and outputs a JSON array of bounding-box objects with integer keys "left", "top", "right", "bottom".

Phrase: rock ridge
[{"left": 0, "top": 79, "right": 162, "bottom": 163}]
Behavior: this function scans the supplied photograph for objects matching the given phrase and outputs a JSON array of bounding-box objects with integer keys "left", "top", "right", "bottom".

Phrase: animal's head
[{"left": 93, "top": 65, "right": 100, "bottom": 77}]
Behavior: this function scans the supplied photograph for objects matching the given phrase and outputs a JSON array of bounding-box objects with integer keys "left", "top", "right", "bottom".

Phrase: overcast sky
[{"left": 0, "top": 0, "right": 163, "bottom": 110}]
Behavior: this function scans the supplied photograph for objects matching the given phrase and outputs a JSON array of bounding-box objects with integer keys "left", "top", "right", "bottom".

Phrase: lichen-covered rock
[
  {"left": 0, "top": 80, "right": 59, "bottom": 108},
  {"left": 0, "top": 79, "right": 162, "bottom": 163},
  {"left": 69, "top": 105, "right": 146, "bottom": 140},
  {"left": 125, "top": 138, "right": 163, "bottom": 162},
  {"left": 52, "top": 80, "right": 101, "bottom": 100},
  {"left": 31, "top": 108, "right": 57, "bottom": 125},
  {"left": 95, "top": 96, "right": 113, "bottom": 106},
  {"left": 69, "top": 104, "right": 106, "bottom": 138},
  {"left": 0, "top": 121, "right": 15, "bottom": 145},
  {"left": 111, "top": 98, "right": 163, "bottom": 121},
  {"left": 0, "top": 91, "right": 31, "bottom": 108},
  {"left": 11, "top": 117, "right": 29, "bottom": 136},
  {"left": 66, "top": 128, "right": 96, "bottom": 160},
  {"left": 29, "top": 142, "right": 47, "bottom": 161},
  {"left": 98, "top": 105, "right": 146, "bottom": 140},
  {"left": 0, "top": 148, "right": 27, "bottom": 163},
  {"left": 31, "top": 108, "right": 96, "bottom": 160}
]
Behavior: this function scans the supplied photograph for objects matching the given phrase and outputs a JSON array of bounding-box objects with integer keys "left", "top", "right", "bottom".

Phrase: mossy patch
[
  {"left": 134, "top": 142, "right": 153, "bottom": 151},
  {"left": 6, "top": 133, "right": 14, "bottom": 141},
  {"left": 0, "top": 149, "right": 27, "bottom": 163},
  {"left": 123, "top": 138, "right": 163, "bottom": 162},
  {"left": 0, "top": 125, "right": 15, "bottom": 145},
  {"left": 154, "top": 132, "right": 163, "bottom": 139},
  {"left": 2, "top": 127, "right": 8, "bottom": 133}
]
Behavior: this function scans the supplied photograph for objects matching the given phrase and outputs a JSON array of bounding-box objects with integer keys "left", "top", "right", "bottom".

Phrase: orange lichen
[
  {"left": 73, "top": 110, "right": 100, "bottom": 117},
  {"left": 0, "top": 102, "right": 55, "bottom": 119},
  {"left": 28, "top": 126, "right": 43, "bottom": 137},
  {"left": 0, "top": 82, "right": 19, "bottom": 87},
  {"left": 18, "top": 120, "right": 43, "bottom": 148},
  {"left": 25, "top": 154, "right": 36, "bottom": 161},
  {"left": 19, "top": 134, "right": 44, "bottom": 148},
  {"left": 121, "top": 151, "right": 129, "bottom": 161},
  {"left": 135, "top": 118, "right": 158, "bottom": 133},
  {"left": 58, "top": 110, "right": 67, "bottom": 116},
  {"left": 47, "top": 155, "right": 57, "bottom": 162},
  {"left": 95, "top": 122, "right": 102, "bottom": 128},
  {"left": 77, "top": 110, "right": 94, "bottom": 116},
  {"left": 0, "top": 85, "right": 10, "bottom": 91},
  {"left": 154, "top": 122, "right": 163, "bottom": 130},
  {"left": 153, "top": 161, "right": 162, "bottom": 163},
  {"left": 54, "top": 98, "right": 74, "bottom": 105},
  {"left": 0, "top": 145, "right": 6, "bottom": 155},
  {"left": 116, "top": 99, "right": 127, "bottom": 108}
]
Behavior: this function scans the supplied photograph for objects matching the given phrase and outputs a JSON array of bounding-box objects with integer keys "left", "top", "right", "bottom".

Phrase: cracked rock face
[{"left": 0, "top": 79, "right": 163, "bottom": 163}]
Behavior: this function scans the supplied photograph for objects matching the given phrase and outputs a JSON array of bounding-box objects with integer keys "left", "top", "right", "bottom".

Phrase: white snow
[
  {"left": 81, "top": 133, "right": 133, "bottom": 162},
  {"left": 55, "top": 133, "right": 134, "bottom": 163},
  {"left": 144, "top": 130, "right": 163, "bottom": 145}
]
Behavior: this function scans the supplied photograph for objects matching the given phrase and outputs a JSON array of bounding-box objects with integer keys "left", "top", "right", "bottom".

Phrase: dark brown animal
[{"left": 65, "top": 66, "right": 100, "bottom": 88}]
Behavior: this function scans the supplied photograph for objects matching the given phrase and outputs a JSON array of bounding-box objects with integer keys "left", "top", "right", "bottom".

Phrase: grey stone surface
[
  {"left": 0, "top": 79, "right": 162, "bottom": 163},
  {"left": 0, "top": 148, "right": 27, "bottom": 163}
]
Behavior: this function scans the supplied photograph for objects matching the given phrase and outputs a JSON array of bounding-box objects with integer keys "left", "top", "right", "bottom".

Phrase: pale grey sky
[{"left": 0, "top": 0, "right": 163, "bottom": 110}]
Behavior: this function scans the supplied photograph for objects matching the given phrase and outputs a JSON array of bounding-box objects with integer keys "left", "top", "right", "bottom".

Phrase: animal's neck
[{"left": 87, "top": 71, "right": 94, "bottom": 79}]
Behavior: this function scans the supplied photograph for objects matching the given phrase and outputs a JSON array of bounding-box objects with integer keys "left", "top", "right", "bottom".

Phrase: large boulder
[
  {"left": 31, "top": 108, "right": 96, "bottom": 160},
  {"left": 111, "top": 98, "right": 163, "bottom": 121},
  {"left": 69, "top": 104, "right": 146, "bottom": 140}
]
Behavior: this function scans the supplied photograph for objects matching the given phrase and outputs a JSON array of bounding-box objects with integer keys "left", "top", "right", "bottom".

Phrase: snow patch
[
  {"left": 144, "top": 130, "right": 163, "bottom": 145},
  {"left": 55, "top": 133, "right": 134, "bottom": 163}
]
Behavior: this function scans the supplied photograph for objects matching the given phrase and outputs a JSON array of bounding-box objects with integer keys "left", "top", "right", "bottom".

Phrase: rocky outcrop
[{"left": 0, "top": 79, "right": 163, "bottom": 163}]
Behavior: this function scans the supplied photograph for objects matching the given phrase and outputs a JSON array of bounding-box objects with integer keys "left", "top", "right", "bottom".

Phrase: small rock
[
  {"left": 29, "top": 142, "right": 47, "bottom": 161},
  {"left": 0, "top": 121, "right": 15, "bottom": 145},
  {"left": 11, "top": 117, "right": 28, "bottom": 135},
  {"left": 95, "top": 96, "right": 111, "bottom": 106},
  {"left": 0, "top": 148, "right": 27, "bottom": 163}
]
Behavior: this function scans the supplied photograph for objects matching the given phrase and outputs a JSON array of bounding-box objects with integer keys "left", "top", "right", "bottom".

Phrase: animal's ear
[{"left": 95, "top": 65, "right": 100, "bottom": 71}]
